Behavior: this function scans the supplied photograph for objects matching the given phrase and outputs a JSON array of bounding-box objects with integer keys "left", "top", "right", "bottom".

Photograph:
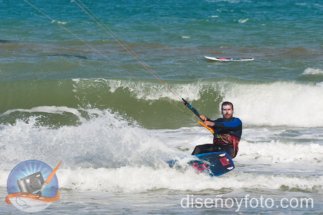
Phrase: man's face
[{"left": 222, "top": 105, "right": 233, "bottom": 119}]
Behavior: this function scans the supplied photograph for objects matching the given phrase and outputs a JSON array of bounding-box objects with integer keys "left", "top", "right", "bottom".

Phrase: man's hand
[
  {"left": 200, "top": 114, "right": 215, "bottom": 127},
  {"left": 200, "top": 114, "right": 207, "bottom": 121}
]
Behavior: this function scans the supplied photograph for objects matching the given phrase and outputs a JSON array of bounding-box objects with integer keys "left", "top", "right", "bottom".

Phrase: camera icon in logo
[
  {"left": 5, "top": 160, "right": 61, "bottom": 213},
  {"left": 17, "top": 171, "right": 44, "bottom": 195}
]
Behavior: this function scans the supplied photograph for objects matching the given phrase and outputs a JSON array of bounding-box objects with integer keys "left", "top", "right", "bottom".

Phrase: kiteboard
[
  {"left": 204, "top": 55, "right": 254, "bottom": 62},
  {"left": 167, "top": 151, "right": 234, "bottom": 176}
]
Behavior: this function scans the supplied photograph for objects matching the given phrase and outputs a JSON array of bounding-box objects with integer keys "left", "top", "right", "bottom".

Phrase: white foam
[
  {"left": 302, "top": 68, "right": 323, "bottom": 75},
  {"left": 1, "top": 110, "right": 321, "bottom": 167},
  {"left": 1, "top": 167, "right": 320, "bottom": 193},
  {"left": 57, "top": 168, "right": 323, "bottom": 192},
  {"left": 71, "top": 79, "right": 323, "bottom": 127},
  {"left": 72, "top": 78, "right": 81, "bottom": 83},
  {"left": 317, "top": 82, "right": 323, "bottom": 87},
  {"left": 0, "top": 109, "right": 322, "bottom": 193},
  {"left": 238, "top": 140, "right": 323, "bottom": 164},
  {"left": 223, "top": 82, "right": 323, "bottom": 127},
  {"left": 0, "top": 108, "right": 178, "bottom": 170},
  {"left": 0, "top": 106, "right": 84, "bottom": 119},
  {"left": 238, "top": 18, "right": 249, "bottom": 23},
  {"left": 51, "top": 20, "right": 67, "bottom": 25},
  {"left": 158, "top": 126, "right": 323, "bottom": 164},
  {"left": 72, "top": 78, "right": 205, "bottom": 101}
]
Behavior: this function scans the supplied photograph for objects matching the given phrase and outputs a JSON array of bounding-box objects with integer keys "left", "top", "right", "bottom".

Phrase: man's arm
[
  {"left": 199, "top": 114, "right": 215, "bottom": 127},
  {"left": 200, "top": 115, "right": 242, "bottom": 129}
]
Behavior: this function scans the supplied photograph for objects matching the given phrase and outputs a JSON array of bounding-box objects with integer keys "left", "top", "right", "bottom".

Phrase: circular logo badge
[{"left": 6, "top": 160, "right": 61, "bottom": 213}]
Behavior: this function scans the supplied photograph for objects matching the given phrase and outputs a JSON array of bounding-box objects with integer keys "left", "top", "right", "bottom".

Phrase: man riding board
[{"left": 192, "top": 101, "right": 242, "bottom": 158}]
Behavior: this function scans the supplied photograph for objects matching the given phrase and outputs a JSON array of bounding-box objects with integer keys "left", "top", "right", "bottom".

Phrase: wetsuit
[{"left": 192, "top": 117, "right": 242, "bottom": 158}]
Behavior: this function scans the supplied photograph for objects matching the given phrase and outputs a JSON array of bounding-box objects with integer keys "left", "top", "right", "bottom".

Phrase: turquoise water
[
  {"left": 1, "top": 0, "right": 323, "bottom": 214},
  {"left": 1, "top": 0, "right": 323, "bottom": 83},
  {"left": 1, "top": 0, "right": 323, "bottom": 127}
]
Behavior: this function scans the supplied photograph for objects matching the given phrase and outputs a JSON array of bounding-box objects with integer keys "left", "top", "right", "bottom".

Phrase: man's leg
[
  {"left": 192, "top": 144, "right": 219, "bottom": 155},
  {"left": 192, "top": 144, "right": 234, "bottom": 155}
]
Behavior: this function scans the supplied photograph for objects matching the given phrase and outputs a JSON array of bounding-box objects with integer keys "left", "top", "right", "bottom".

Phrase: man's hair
[{"left": 221, "top": 101, "right": 234, "bottom": 110}]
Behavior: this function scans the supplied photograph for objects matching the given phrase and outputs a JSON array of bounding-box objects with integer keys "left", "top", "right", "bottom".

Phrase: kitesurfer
[{"left": 192, "top": 101, "right": 242, "bottom": 158}]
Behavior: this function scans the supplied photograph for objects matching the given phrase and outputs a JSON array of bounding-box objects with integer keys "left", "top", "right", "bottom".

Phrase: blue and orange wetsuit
[{"left": 192, "top": 117, "right": 242, "bottom": 158}]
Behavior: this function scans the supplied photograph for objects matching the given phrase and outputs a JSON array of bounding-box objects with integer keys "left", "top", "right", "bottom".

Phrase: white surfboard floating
[{"left": 204, "top": 55, "right": 254, "bottom": 62}]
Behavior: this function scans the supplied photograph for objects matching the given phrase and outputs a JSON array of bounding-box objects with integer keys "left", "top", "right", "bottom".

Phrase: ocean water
[{"left": 0, "top": 0, "right": 323, "bottom": 214}]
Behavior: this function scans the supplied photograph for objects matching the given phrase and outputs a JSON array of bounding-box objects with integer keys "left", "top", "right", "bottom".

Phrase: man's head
[{"left": 221, "top": 101, "right": 234, "bottom": 119}]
